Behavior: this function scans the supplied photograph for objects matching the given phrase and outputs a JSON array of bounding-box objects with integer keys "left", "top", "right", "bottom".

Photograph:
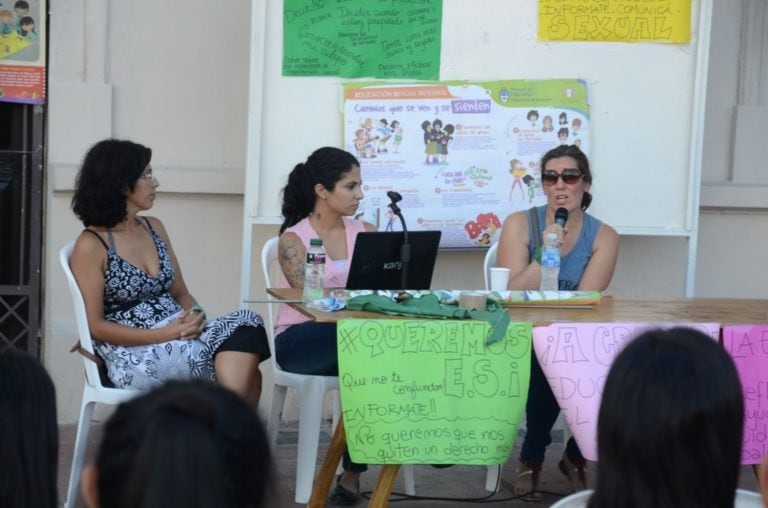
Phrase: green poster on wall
[
  {"left": 282, "top": 0, "right": 442, "bottom": 79},
  {"left": 337, "top": 319, "right": 532, "bottom": 465}
]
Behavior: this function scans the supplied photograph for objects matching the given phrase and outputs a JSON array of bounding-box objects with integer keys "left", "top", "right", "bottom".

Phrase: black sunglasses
[{"left": 541, "top": 168, "right": 582, "bottom": 186}]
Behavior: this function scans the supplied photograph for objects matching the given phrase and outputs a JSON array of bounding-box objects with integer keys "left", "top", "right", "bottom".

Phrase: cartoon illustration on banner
[
  {"left": 343, "top": 79, "right": 591, "bottom": 249},
  {"left": 0, "top": 0, "right": 46, "bottom": 104}
]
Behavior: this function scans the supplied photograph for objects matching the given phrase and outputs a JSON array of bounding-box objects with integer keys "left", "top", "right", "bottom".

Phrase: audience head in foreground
[
  {"left": 81, "top": 379, "right": 274, "bottom": 508},
  {"left": 0, "top": 348, "right": 58, "bottom": 508},
  {"left": 590, "top": 327, "right": 744, "bottom": 508}
]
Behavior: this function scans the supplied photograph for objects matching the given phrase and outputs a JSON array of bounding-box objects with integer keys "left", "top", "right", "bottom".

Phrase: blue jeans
[
  {"left": 275, "top": 321, "right": 367, "bottom": 473},
  {"left": 519, "top": 352, "right": 584, "bottom": 465}
]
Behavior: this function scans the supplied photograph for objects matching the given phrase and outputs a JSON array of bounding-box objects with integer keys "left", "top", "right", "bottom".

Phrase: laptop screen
[{"left": 345, "top": 231, "right": 442, "bottom": 290}]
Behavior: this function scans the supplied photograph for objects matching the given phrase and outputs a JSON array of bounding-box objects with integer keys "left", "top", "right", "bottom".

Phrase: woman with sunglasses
[{"left": 496, "top": 144, "right": 619, "bottom": 501}]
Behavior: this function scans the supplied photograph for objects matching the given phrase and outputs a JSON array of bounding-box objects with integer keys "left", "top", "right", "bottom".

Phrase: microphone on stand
[
  {"left": 555, "top": 207, "right": 569, "bottom": 228},
  {"left": 387, "top": 191, "right": 410, "bottom": 289}
]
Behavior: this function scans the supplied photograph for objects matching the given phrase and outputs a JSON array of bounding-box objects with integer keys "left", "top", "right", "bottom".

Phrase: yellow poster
[{"left": 538, "top": 0, "right": 691, "bottom": 43}]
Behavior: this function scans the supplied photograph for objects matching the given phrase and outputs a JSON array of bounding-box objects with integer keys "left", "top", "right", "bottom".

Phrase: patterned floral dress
[{"left": 95, "top": 226, "right": 264, "bottom": 389}]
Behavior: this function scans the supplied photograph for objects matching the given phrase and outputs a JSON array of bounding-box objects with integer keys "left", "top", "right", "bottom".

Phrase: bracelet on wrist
[
  {"left": 533, "top": 246, "right": 543, "bottom": 264},
  {"left": 190, "top": 304, "right": 204, "bottom": 314}
]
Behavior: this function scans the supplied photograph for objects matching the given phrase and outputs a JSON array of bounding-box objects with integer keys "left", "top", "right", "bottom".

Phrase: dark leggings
[
  {"left": 216, "top": 324, "right": 271, "bottom": 359},
  {"left": 275, "top": 321, "right": 367, "bottom": 473},
  {"left": 519, "top": 352, "right": 584, "bottom": 465}
]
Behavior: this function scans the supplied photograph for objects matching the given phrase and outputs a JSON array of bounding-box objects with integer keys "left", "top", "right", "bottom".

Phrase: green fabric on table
[{"left": 345, "top": 293, "right": 510, "bottom": 344}]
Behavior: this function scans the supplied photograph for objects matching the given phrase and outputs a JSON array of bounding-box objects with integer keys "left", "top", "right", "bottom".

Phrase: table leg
[
  {"left": 307, "top": 419, "right": 347, "bottom": 507},
  {"left": 368, "top": 464, "right": 400, "bottom": 507}
]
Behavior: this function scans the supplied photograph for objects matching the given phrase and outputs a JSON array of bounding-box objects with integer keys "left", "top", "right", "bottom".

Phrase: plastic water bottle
[
  {"left": 303, "top": 238, "right": 326, "bottom": 305},
  {"left": 539, "top": 233, "right": 560, "bottom": 292}
]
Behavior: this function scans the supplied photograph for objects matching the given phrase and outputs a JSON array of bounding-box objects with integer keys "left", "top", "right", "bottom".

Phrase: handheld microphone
[
  {"left": 555, "top": 207, "right": 569, "bottom": 228},
  {"left": 387, "top": 190, "right": 403, "bottom": 203}
]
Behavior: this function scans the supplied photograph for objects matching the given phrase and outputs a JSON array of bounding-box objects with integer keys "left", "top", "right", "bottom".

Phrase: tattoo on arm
[{"left": 279, "top": 240, "right": 305, "bottom": 288}]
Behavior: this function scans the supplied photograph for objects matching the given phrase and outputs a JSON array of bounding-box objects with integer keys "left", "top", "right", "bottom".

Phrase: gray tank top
[{"left": 526, "top": 205, "right": 601, "bottom": 290}]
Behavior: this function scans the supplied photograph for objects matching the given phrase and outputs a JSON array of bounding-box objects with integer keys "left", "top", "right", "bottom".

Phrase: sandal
[
  {"left": 514, "top": 461, "right": 543, "bottom": 502},
  {"left": 558, "top": 454, "right": 588, "bottom": 492},
  {"left": 329, "top": 474, "right": 360, "bottom": 506}
]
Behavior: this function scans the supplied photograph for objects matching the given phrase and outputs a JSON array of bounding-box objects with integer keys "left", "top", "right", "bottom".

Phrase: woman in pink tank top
[{"left": 275, "top": 147, "right": 375, "bottom": 505}]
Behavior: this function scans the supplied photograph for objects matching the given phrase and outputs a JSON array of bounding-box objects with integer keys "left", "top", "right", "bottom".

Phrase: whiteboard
[{"left": 246, "top": 0, "right": 710, "bottom": 236}]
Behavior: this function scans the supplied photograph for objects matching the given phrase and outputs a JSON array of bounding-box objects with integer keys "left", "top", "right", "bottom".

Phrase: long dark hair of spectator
[
  {"left": 540, "top": 144, "right": 593, "bottom": 210},
  {"left": 94, "top": 379, "right": 274, "bottom": 508},
  {"left": 279, "top": 147, "right": 360, "bottom": 233},
  {"left": 71, "top": 139, "right": 152, "bottom": 227},
  {"left": 588, "top": 327, "right": 744, "bottom": 508},
  {"left": 0, "top": 348, "right": 58, "bottom": 508}
]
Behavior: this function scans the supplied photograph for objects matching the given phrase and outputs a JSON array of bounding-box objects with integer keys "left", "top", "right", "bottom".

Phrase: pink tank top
[{"left": 274, "top": 216, "right": 366, "bottom": 335}]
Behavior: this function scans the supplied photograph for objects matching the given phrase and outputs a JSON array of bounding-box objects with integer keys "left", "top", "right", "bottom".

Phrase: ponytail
[{"left": 280, "top": 162, "right": 315, "bottom": 233}]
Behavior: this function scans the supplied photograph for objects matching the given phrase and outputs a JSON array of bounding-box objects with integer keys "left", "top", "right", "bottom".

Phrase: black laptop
[{"left": 345, "top": 231, "right": 442, "bottom": 290}]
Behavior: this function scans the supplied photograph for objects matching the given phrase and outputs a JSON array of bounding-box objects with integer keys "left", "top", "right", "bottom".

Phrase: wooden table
[
  {"left": 266, "top": 288, "right": 768, "bottom": 506},
  {"left": 267, "top": 288, "right": 768, "bottom": 326}
]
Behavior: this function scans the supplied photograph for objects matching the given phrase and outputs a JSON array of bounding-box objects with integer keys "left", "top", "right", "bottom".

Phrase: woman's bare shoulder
[
  {"left": 73, "top": 229, "right": 107, "bottom": 255},
  {"left": 278, "top": 231, "right": 304, "bottom": 256},
  {"left": 596, "top": 222, "right": 619, "bottom": 244},
  {"left": 142, "top": 215, "right": 166, "bottom": 233},
  {"left": 501, "top": 210, "right": 528, "bottom": 233},
  {"left": 70, "top": 230, "right": 109, "bottom": 272}
]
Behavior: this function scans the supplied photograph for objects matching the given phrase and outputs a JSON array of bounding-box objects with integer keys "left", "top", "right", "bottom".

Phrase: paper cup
[
  {"left": 459, "top": 291, "right": 487, "bottom": 311},
  {"left": 489, "top": 267, "right": 511, "bottom": 291}
]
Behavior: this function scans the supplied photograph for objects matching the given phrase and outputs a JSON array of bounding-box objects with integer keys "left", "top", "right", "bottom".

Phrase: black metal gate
[{"left": 0, "top": 102, "right": 45, "bottom": 356}]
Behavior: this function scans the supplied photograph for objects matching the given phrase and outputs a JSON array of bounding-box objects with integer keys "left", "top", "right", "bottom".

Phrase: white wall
[
  {"left": 45, "top": 0, "right": 766, "bottom": 423},
  {"left": 46, "top": 0, "right": 256, "bottom": 422},
  {"left": 697, "top": 0, "right": 768, "bottom": 297}
]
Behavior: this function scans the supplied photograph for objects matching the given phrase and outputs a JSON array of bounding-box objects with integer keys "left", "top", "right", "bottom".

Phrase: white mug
[{"left": 489, "top": 267, "right": 511, "bottom": 291}]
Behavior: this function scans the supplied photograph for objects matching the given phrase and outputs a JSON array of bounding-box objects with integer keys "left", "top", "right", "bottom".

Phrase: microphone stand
[{"left": 388, "top": 200, "right": 410, "bottom": 290}]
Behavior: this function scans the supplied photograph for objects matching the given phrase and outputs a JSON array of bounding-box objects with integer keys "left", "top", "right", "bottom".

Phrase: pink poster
[
  {"left": 532, "top": 322, "right": 719, "bottom": 460},
  {"left": 722, "top": 325, "right": 768, "bottom": 465}
]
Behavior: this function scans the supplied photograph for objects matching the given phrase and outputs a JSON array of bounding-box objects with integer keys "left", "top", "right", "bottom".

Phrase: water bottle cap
[
  {"left": 309, "top": 238, "right": 323, "bottom": 246},
  {"left": 546, "top": 233, "right": 558, "bottom": 240}
]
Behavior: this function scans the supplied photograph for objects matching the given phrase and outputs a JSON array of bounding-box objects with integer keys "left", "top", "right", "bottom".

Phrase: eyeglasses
[
  {"left": 541, "top": 168, "right": 582, "bottom": 186},
  {"left": 139, "top": 169, "right": 155, "bottom": 181}
]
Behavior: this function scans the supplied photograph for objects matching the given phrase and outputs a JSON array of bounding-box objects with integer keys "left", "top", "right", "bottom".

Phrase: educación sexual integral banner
[
  {"left": 337, "top": 319, "right": 532, "bottom": 465},
  {"left": 343, "top": 79, "right": 591, "bottom": 249}
]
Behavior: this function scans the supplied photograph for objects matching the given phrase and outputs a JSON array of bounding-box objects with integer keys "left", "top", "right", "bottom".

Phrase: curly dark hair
[
  {"left": 540, "top": 144, "right": 593, "bottom": 210},
  {"left": 71, "top": 139, "right": 152, "bottom": 227},
  {"left": 279, "top": 147, "right": 359, "bottom": 233}
]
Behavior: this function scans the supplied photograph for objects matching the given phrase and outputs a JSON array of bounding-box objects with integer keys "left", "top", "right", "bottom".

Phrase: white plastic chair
[
  {"left": 261, "top": 236, "right": 414, "bottom": 502},
  {"left": 59, "top": 241, "right": 142, "bottom": 508},
  {"left": 483, "top": 242, "right": 499, "bottom": 290}
]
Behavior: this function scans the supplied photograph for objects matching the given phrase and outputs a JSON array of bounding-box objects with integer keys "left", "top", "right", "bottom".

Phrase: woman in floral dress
[{"left": 69, "top": 139, "right": 269, "bottom": 403}]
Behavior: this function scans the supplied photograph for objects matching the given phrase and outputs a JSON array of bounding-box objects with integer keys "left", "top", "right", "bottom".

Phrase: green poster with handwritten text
[
  {"left": 283, "top": 0, "right": 442, "bottom": 79},
  {"left": 338, "top": 319, "right": 531, "bottom": 465}
]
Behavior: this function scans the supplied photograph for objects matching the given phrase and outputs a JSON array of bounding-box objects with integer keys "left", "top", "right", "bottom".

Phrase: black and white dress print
[{"left": 95, "top": 226, "right": 264, "bottom": 389}]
